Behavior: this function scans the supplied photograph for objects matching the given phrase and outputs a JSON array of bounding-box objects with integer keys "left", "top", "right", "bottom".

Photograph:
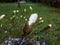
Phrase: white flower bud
[
  {"left": 28, "top": 13, "right": 38, "bottom": 25},
  {"left": 40, "top": 20, "right": 44, "bottom": 22},
  {"left": 39, "top": 20, "right": 44, "bottom": 23},
  {"left": 0, "top": 24, "right": 3, "bottom": 27},
  {"left": 17, "top": 10, "right": 19, "bottom": 13},
  {"left": 13, "top": 10, "right": 16, "bottom": 13},
  {"left": 10, "top": 17, "right": 13, "bottom": 20},
  {"left": 48, "top": 24, "right": 52, "bottom": 27},
  {"left": 39, "top": 17, "right": 42, "bottom": 20},
  {"left": 20, "top": 15, "right": 23, "bottom": 18},
  {"left": 25, "top": 19, "right": 27, "bottom": 21},
  {"left": 13, "top": 15, "right": 15, "bottom": 18},
  {"left": 24, "top": 16, "right": 26, "bottom": 19},
  {"left": 29, "top": 6, "right": 33, "bottom": 10},
  {"left": 5, "top": 31, "right": 8, "bottom": 33},
  {"left": 0, "top": 14, "right": 5, "bottom": 20},
  {"left": 24, "top": 9, "right": 26, "bottom": 12}
]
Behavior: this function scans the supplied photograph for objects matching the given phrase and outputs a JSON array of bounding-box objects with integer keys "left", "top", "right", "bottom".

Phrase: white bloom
[
  {"left": 10, "top": 15, "right": 16, "bottom": 20},
  {"left": 13, "top": 10, "right": 16, "bottom": 13},
  {"left": 24, "top": 9, "right": 26, "bottom": 12},
  {"left": 48, "top": 24, "right": 52, "bottom": 27},
  {"left": 24, "top": 16, "right": 26, "bottom": 19},
  {"left": 0, "top": 24, "right": 3, "bottom": 27},
  {"left": 0, "top": 14, "right": 5, "bottom": 20},
  {"left": 13, "top": 15, "right": 15, "bottom": 18},
  {"left": 17, "top": 10, "right": 19, "bottom": 13},
  {"left": 29, "top": 6, "right": 33, "bottom": 10},
  {"left": 25, "top": 19, "right": 27, "bottom": 21},
  {"left": 28, "top": 13, "right": 38, "bottom": 25},
  {"left": 39, "top": 20, "right": 44, "bottom": 23},
  {"left": 39, "top": 17, "right": 42, "bottom": 20},
  {"left": 5, "top": 31, "right": 8, "bottom": 33},
  {"left": 40, "top": 20, "right": 44, "bottom": 22},
  {"left": 10, "top": 17, "right": 13, "bottom": 20},
  {"left": 20, "top": 15, "right": 23, "bottom": 18}
]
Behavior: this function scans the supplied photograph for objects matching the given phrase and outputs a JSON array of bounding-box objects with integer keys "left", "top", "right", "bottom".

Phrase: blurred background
[{"left": 0, "top": 0, "right": 60, "bottom": 45}]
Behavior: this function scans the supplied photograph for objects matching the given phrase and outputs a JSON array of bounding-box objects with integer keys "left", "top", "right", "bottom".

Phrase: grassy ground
[{"left": 0, "top": 3, "right": 60, "bottom": 45}]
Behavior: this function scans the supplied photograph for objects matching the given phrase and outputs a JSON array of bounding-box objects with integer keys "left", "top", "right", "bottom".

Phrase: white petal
[{"left": 28, "top": 13, "right": 38, "bottom": 25}]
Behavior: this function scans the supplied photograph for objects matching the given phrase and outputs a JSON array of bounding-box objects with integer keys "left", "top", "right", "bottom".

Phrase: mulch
[{"left": 49, "top": 9, "right": 60, "bottom": 13}]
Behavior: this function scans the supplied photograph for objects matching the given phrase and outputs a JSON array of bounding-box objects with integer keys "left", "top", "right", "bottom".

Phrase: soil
[{"left": 49, "top": 9, "right": 60, "bottom": 13}]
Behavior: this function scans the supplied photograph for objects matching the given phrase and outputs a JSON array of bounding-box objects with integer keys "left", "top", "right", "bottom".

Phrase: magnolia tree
[{"left": 1, "top": 13, "right": 52, "bottom": 45}]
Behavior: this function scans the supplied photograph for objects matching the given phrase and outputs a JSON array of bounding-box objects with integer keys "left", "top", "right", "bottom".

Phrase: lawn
[{"left": 0, "top": 3, "right": 60, "bottom": 45}]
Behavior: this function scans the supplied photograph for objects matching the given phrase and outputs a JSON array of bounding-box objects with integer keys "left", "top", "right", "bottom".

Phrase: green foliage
[{"left": 0, "top": 3, "right": 60, "bottom": 45}]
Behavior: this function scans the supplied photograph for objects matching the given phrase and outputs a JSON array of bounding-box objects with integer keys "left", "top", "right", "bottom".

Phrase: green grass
[{"left": 0, "top": 3, "right": 60, "bottom": 45}]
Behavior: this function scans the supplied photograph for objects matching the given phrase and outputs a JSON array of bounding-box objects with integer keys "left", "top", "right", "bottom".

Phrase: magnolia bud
[
  {"left": 20, "top": 15, "right": 23, "bottom": 18},
  {"left": 41, "top": 24, "right": 52, "bottom": 32},
  {"left": 25, "top": 19, "right": 27, "bottom": 21},
  {"left": 24, "top": 17, "right": 26, "bottom": 19},
  {"left": 24, "top": 9, "right": 26, "bottom": 12},
  {"left": 39, "top": 17, "right": 42, "bottom": 20},
  {"left": 13, "top": 10, "right": 16, "bottom": 13},
  {"left": 0, "top": 14, "right": 5, "bottom": 20},
  {"left": 17, "top": 10, "right": 19, "bottom": 13},
  {"left": 0, "top": 24, "right": 3, "bottom": 27},
  {"left": 28, "top": 13, "right": 38, "bottom": 25},
  {"left": 22, "top": 13, "right": 38, "bottom": 36},
  {"left": 29, "top": 6, "right": 33, "bottom": 10},
  {"left": 5, "top": 31, "right": 8, "bottom": 33},
  {"left": 48, "top": 24, "right": 52, "bottom": 27},
  {"left": 39, "top": 20, "right": 44, "bottom": 24}
]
